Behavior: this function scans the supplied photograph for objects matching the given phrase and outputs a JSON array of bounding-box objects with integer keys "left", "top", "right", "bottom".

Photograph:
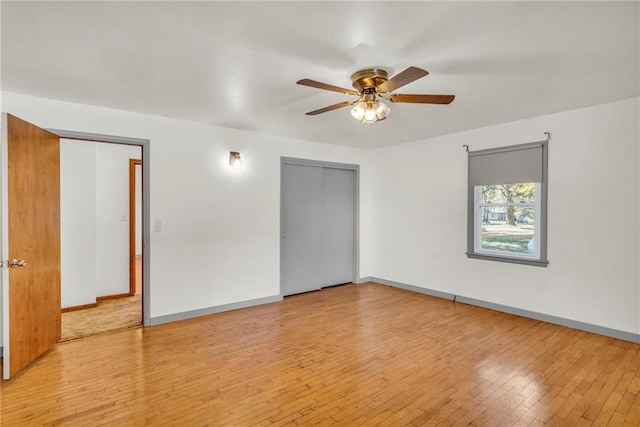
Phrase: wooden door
[{"left": 2, "top": 114, "right": 61, "bottom": 379}]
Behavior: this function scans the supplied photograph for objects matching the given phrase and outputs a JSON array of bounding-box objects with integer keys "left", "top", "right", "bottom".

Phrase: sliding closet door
[
  {"left": 281, "top": 164, "right": 324, "bottom": 295},
  {"left": 322, "top": 168, "right": 356, "bottom": 287},
  {"left": 281, "top": 160, "right": 357, "bottom": 296}
]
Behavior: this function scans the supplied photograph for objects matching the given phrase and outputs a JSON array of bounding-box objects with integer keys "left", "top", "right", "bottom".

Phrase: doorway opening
[
  {"left": 47, "top": 129, "right": 151, "bottom": 338},
  {"left": 58, "top": 140, "right": 143, "bottom": 341}
]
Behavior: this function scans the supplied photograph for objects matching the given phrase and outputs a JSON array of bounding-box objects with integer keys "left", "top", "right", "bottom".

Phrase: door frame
[
  {"left": 279, "top": 157, "right": 359, "bottom": 296},
  {"left": 46, "top": 129, "right": 151, "bottom": 327},
  {"left": 129, "top": 158, "right": 142, "bottom": 296}
]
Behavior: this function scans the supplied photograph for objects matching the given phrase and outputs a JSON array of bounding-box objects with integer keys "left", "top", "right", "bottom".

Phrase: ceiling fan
[{"left": 297, "top": 66, "right": 455, "bottom": 125}]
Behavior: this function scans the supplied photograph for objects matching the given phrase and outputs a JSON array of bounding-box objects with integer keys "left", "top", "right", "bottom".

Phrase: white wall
[
  {"left": 367, "top": 97, "right": 640, "bottom": 335},
  {"left": 95, "top": 143, "right": 141, "bottom": 297},
  {"left": 2, "top": 91, "right": 637, "bottom": 349},
  {"left": 147, "top": 120, "right": 365, "bottom": 318},
  {"left": 0, "top": 92, "right": 365, "bottom": 330},
  {"left": 60, "top": 139, "right": 97, "bottom": 307}
]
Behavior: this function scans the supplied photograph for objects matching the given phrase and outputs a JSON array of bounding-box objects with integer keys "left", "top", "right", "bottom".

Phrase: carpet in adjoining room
[{"left": 61, "top": 295, "right": 142, "bottom": 341}]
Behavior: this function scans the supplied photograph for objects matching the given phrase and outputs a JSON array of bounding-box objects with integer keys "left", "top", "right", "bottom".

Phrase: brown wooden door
[{"left": 3, "top": 114, "right": 61, "bottom": 379}]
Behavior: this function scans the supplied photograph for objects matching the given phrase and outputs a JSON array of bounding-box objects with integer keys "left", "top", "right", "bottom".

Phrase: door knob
[{"left": 10, "top": 259, "right": 26, "bottom": 268}]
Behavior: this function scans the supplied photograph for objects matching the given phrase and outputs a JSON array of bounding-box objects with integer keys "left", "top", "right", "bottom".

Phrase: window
[
  {"left": 475, "top": 183, "right": 540, "bottom": 258},
  {"left": 467, "top": 141, "right": 548, "bottom": 266}
]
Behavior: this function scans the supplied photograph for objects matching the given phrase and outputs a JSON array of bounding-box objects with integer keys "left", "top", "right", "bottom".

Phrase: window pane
[
  {"left": 482, "top": 183, "right": 535, "bottom": 204},
  {"left": 481, "top": 206, "right": 535, "bottom": 254}
]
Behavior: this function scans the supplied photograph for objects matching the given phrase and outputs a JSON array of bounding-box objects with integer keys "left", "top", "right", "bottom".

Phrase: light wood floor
[{"left": 2, "top": 283, "right": 639, "bottom": 426}]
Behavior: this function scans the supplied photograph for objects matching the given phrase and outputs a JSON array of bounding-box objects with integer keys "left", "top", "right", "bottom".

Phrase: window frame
[{"left": 466, "top": 141, "right": 549, "bottom": 267}]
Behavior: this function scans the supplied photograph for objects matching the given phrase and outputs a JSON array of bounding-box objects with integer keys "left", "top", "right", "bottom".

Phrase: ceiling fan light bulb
[
  {"left": 351, "top": 103, "right": 365, "bottom": 120},
  {"left": 375, "top": 101, "right": 390, "bottom": 119},
  {"left": 363, "top": 108, "right": 377, "bottom": 122}
]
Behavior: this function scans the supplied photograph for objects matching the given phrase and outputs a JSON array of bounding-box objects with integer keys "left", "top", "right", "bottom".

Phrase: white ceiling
[{"left": 2, "top": 1, "right": 638, "bottom": 149}]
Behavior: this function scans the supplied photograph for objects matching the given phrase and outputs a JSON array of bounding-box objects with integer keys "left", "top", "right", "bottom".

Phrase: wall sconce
[{"left": 229, "top": 151, "right": 242, "bottom": 170}]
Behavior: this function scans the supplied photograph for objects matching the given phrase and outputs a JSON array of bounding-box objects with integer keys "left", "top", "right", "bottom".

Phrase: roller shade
[{"left": 468, "top": 142, "right": 544, "bottom": 186}]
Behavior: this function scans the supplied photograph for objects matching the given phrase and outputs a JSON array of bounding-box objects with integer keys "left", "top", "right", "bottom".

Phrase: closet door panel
[
  {"left": 281, "top": 164, "right": 323, "bottom": 295},
  {"left": 322, "top": 168, "right": 356, "bottom": 287}
]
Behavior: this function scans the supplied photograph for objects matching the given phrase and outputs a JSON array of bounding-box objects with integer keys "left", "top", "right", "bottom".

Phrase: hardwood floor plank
[{"left": 2, "top": 283, "right": 639, "bottom": 426}]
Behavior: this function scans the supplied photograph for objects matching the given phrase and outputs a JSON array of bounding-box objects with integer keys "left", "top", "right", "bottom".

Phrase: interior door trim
[
  {"left": 47, "top": 128, "right": 151, "bottom": 327},
  {"left": 281, "top": 157, "right": 360, "bottom": 171},
  {"left": 129, "top": 159, "right": 142, "bottom": 296},
  {"left": 279, "top": 157, "right": 360, "bottom": 296}
]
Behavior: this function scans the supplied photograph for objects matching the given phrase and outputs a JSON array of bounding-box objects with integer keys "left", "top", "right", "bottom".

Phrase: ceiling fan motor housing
[{"left": 351, "top": 68, "right": 389, "bottom": 93}]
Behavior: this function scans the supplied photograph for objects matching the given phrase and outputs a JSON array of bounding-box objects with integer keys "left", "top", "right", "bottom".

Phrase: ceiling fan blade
[
  {"left": 297, "top": 79, "right": 359, "bottom": 96},
  {"left": 389, "top": 94, "right": 455, "bottom": 104},
  {"left": 305, "top": 101, "right": 356, "bottom": 116},
  {"left": 377, "top": 66, "right": 429, "bottom": 93}
]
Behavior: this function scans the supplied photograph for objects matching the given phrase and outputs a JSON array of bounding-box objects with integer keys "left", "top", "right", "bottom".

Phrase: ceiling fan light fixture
[
  {"left": 350, "top": 101, "right": 366, "bottom": 120},
  {"left": 375, "top": 101, "right": 390, "bottom": 120},
  {"left": 352, "top": 100, "right": 389, "bottom": 125}
]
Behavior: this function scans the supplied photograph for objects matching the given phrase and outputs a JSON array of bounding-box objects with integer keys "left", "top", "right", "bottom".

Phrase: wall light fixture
[{"left": 229, "top": 151, "right": 242, "bottom": 170}]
